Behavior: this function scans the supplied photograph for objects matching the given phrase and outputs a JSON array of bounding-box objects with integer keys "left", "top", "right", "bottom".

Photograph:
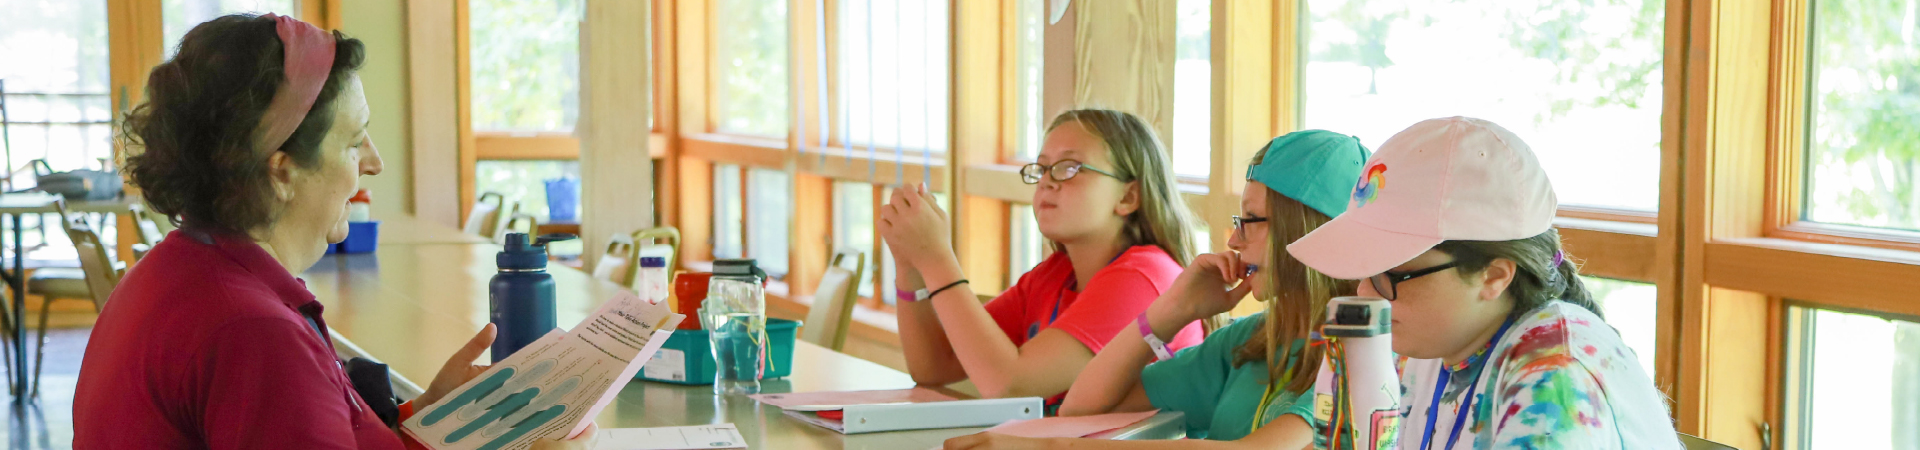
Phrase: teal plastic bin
[{"left": 639, "top": 318, "right": 799, "bottom": 384}]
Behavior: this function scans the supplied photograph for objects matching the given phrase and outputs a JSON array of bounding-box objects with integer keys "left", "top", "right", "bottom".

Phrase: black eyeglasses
[
  {"left": 1231, "top": 215, "right": 1268, "bottom": 241},
  {"left": 1369, "top": 261, "right": 1461, "bottom": 301},
  {"left": 1019, "top": 159, "right": 1126, "bottom": 185}
]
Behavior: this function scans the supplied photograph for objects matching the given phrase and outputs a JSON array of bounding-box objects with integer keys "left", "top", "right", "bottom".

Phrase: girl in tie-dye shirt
[
  {"left": 1287, "top": 117, "right": 1680, "bottom": 449},
  {"left": 1392, "top": 301, "right": 1678, "bottom": 449}
]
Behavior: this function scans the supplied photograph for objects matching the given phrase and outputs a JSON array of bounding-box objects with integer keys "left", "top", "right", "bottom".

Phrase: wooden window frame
[
  {"left": 659, "top": 6, "right": 1920, "bottom": 448},
  {"left": 455, "top": 0, "right": 674, "bottom": 221}
]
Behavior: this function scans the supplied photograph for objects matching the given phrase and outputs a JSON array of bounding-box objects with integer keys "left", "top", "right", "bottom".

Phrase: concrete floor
[{"left": 0, "top": 327, "right": 86, "bottom": 450}]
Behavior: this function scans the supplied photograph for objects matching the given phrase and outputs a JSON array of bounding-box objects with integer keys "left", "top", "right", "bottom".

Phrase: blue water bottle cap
[
  {"left": 639, "top": 256, "right": 667, "bottom": 268},
  {"left": 497, "top": 233, "right": 548, "bottom": 270}
]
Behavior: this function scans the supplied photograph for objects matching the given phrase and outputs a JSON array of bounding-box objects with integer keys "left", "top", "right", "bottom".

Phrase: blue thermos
[{"left": 489, "top": 232, "right": 575, "bottom": 363}]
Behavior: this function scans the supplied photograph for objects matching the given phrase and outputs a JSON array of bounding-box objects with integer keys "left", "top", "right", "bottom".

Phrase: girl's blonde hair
[
  {"left": 1044, "top": 109, "right": 1199, "bottom": 266},
  {"left": 1232, "top": 150, "right": 1358, "bottom": 395}
]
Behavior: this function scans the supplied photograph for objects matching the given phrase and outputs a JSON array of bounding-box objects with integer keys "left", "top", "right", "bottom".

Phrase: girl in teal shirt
[{"left": 943, "top": 130, "right": 1371, "bottom": 449}]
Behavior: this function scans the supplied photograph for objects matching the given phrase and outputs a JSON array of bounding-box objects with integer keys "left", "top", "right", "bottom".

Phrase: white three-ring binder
[{"left": 784, "top": 397, "right": 1045, "bottom": 434}]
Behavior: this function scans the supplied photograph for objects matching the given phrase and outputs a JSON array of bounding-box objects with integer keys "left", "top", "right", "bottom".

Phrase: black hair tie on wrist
[{"left": 928, "top": 279, "right": 970, "bottom": 300}]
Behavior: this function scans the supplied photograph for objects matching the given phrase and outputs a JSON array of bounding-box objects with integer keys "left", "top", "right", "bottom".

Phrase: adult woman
[
  {"left": 73, "top": 14, "right": 590, "bottom": 449},
  {"left": 945, "top": 131, "right": 1370, "bottom": 449},
  {"left": 881, "top": 109, "right": 1206, "bottom": 403},
  {"left": 1287, "top": 117, "right": 1680, "bottom": 449}
]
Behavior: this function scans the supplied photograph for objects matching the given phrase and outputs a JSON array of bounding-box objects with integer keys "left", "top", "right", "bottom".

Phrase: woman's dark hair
[
  {"left": 122, "top": 14, "right": 366, "bottom": 233},
  {"left": 1433, "top": 229, "right": 1601, "bottom": 320}
]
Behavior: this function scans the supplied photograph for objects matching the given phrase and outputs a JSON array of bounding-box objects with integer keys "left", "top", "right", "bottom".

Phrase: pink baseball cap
[{"left": 1286, "top": 117, "right": 1557, "bottom": 280}]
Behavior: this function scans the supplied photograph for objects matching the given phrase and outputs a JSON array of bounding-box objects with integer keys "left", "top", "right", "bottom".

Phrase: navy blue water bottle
[{"left": 489, "top": 233, "right": 574, "bottom": 362}]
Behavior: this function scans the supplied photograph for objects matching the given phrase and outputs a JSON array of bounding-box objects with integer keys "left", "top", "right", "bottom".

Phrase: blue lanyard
[{"left": 1419, "top": 319, "right": 1515, "bottom": 450}]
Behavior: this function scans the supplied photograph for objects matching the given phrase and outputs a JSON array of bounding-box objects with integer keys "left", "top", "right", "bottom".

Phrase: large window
[
  {"left": 838, "top": 0, "right": 949, "bottom": 155},
  {"left": 832, "top": 182, "right": 876, "bottom": 297},
  {"left": 163, "top": 0, "right": 298, "bottom": 58},
  {"left": 475, "top": 160, "right": 579, "bottom": 222},
  {"left": 714, "top": 164, "right": 745, "bottom": 259},
  {"left": 1789, "top": 306, "right": 1920, "bottom": 449},
  {"left": 1013, "top": 0, "right": 1046, "bottom": 161},
  {"left": 1170, "top": 0, "right": 1211, "bottom": 177},
  {"left": 1582, "top": 276, "right": 1657, "bottom": 380},
  {"left": 469, "top": 0, "right": 580, "bottom": 132},
  {"left": 2, "top": 0, "right": 112, "bottom": 176},
  {"left": 1009, "top": 203, "right": 1045, "bottom": 281},
  {"left": 1804, "top": 0, "right": 1920, "bottom": 232},
  {"left": 714, "top": 0, "right": 788, "bottom": 137},
  {"left": 1301, "top": 0, "right": 1665, "bottom": 211},
  {"left": 467, "top": 0, "right": 585, "bottom": 225},
  {"left": 746, "top": 169, "right": 791, "bottom": 278}
]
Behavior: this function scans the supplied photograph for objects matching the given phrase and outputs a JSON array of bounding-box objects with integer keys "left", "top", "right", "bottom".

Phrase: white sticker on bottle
[{"left": 643, "top": 347, "right": 686, "bottom": 381}]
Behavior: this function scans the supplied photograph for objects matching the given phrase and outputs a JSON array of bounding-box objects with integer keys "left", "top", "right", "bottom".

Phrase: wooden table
[
  {"left": 368, "top": 214, "right": 491, "bottom": 245},
  {"left": 301, "top": 218, "right": 1187, "bottom": 447}
]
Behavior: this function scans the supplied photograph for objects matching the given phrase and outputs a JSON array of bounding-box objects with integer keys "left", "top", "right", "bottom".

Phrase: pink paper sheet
[
  {"left": 980, "top": 410, "right": 1160, "bottom": 439},
  {"left": 748, "top": 388, "right": 957, "bottom": 409}
]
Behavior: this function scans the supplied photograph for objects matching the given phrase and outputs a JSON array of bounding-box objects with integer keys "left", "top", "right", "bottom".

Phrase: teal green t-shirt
[{"left": 1140, "top": 313, "right": 1315, "bottom": 441}]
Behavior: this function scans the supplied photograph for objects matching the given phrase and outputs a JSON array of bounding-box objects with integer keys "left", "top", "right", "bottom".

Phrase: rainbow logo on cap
[{"left": 1352, "top": 163, "right": 1387, "bottom": 207}]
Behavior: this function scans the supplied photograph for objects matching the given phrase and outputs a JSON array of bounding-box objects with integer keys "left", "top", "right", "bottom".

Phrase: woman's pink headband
[{"left": 256, "top": 14, "right": 335, "bottom": 153}]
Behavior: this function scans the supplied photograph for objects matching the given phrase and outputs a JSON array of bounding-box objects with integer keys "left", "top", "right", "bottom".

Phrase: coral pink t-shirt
[{"left": 985, "top": 245, "right": 1204, "bottom": 358}]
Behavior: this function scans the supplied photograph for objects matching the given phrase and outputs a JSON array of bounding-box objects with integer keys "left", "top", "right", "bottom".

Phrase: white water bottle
[
  {"left": 639, "top": 256, "right": 670, "bottom": 304},
  {"left": 1316, "top": 296, "right": 1401, "bottom": 449},
  {"left": 347, "top": 189, "right": 372, "bottom": 222}
]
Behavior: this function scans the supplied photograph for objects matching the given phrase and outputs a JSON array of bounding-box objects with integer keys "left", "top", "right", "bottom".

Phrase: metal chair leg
[{"left": 32, "top": 295, "right": 52, "bottom": 398}]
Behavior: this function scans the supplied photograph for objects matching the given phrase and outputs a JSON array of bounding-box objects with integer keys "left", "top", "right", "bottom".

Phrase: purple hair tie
[{"left": 1550, "top": 250, "right": 1565, "bottom": 268}]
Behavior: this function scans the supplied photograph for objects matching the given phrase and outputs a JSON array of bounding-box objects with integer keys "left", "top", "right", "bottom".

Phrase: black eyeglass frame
[
  {"left": 1369, "top": 261, "right": 1462, "bottom": 301},
  {"left": 1230, "top": 214, "right": 1268, "bottom": 241},
  {"left": 1018, "top": 159, "right": 1127, "bottom": 185}
]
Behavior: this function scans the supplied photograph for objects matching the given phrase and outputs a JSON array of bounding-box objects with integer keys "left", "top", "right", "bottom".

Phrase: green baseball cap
[{"left": 1245, "top": 130, "right": 1372, "bottom": 218}]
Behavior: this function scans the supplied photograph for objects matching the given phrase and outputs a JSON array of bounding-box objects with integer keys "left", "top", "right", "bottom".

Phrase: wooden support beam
[
  {"left": 1056, "top": 0, "right": 1178, "bottom": 141},
  {"left": 107, "top": 0, "right": 164, "bottom": 264},
  {"left": 407, "top": 0, "right": 461, "bottom": 228},
  {"left": 1674, "top": 0, "right": 1782, "bottom": 446},
  {"left": 953, "top": 0, "right": 1009, "bottom": 294},
  {"left": 454, "top": 0, "right": 477, "bottom": 225},
  {"left": 1209, "top": 0, "right": 1275, "bottom": 252},
  {"left": 578, "top": 0, "right": 654, "bottom": 274}
]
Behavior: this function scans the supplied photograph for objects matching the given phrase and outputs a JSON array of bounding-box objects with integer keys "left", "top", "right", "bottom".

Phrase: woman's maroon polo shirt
[{"left": 74, "top": 230, "right": 406, "bottom": 449}]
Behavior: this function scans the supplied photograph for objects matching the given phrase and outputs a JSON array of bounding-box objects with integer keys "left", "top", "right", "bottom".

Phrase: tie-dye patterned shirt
[{"left": 1396, "top": 301, "right": 1680, "bottom": 449}]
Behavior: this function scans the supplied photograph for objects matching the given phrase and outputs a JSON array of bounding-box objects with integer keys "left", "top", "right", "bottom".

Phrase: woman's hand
[
  {"left": 1150, "top": 251, "right": 1254, "bottom": 325},
  {"left": 530, "top": 422, "right": 599, "bottom": 450},
  {"left": 879, "top": 183, "right": 957, "bottom": 273},
  {"left": 414, "top": 324, "right": 497, "bottom": 409},
  {"left": 944, "top": 433, "right": 1056, "bottom": 450}
]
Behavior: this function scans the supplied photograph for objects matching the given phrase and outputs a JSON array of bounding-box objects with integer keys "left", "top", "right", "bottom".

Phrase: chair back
[
  {"left": 801, "top": 248, "right": 866, "bottom": 351},
  {"left": 127, "top": 203, "right": 168, "bottom": 245},
  {"left": 497, "top": 211, "right": 538, "bottom": 244},
  {"left": 628, "top": 227, "right": 682, "bottom": 292},
  {"left": 591, "top": 233, "right": 637, "bottom": 286},
  {"left": 56, "top": 203, "right": 119, "bottom": 310},
  {"left": 463, "top": 192, "right": 507, "bottom": 238},
  {"left": 1678, "top": 433, "right": 1736, "bottom": 450}
]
